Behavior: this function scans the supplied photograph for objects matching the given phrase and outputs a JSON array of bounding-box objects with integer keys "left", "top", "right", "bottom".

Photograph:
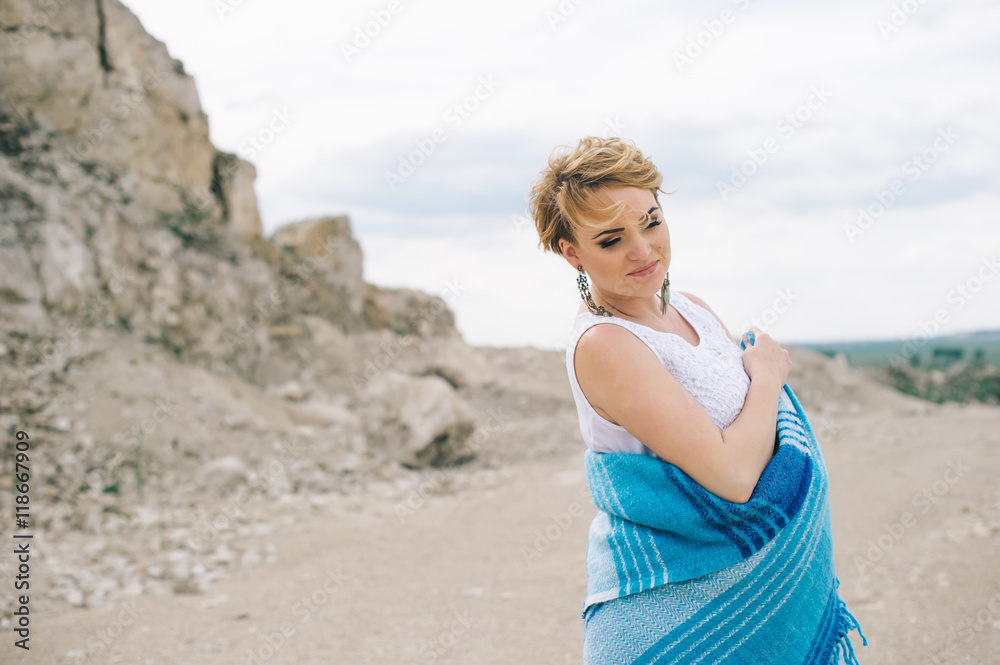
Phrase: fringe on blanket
[{"left": 832, "top": 577, "right": 869, "bottom": 665}]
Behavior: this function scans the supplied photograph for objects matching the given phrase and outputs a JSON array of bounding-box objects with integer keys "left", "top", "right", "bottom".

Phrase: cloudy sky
[{"left": 120, "top": 0, "right": 1000, "bottom": 351}]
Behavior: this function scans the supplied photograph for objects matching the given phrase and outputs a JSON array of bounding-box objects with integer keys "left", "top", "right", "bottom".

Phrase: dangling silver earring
[
  {"left": 660, "top": 272, "right": 670, "bottom": 315},
  {"left": 577, "top": 265, "right": 611, "bottom": 317}
]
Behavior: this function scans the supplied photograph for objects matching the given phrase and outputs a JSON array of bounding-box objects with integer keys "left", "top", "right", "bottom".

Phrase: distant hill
[{"left": 791, "top": 328, "right": 1000, "bottom": 369}]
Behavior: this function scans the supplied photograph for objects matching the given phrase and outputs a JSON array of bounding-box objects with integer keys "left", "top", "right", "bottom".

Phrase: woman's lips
[{"left": 628, "top": 260, "right": 658, "bottom": 277}]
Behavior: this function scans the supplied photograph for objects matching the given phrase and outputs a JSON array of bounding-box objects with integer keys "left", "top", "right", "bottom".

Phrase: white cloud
[{"left": 120, "top": 0, "right": 1000, "bottom": 348}]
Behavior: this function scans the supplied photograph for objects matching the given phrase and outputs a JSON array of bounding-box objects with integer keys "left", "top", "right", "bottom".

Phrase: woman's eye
[{"left": 599, "top": 220, "right": 660, "bottom": 248}]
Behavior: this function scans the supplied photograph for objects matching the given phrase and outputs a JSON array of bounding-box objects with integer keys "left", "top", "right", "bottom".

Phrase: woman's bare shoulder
[{"left": 574, "top": 321, "right": 659, "bottom": 380}]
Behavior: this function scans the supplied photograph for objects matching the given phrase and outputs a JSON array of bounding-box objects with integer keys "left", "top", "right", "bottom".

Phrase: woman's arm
[
  {"left": 678, "top": 292, "right": 782, "bottom": 451},
  {"left": 574, "top": 324, "right": 788, "bottom": 504}
]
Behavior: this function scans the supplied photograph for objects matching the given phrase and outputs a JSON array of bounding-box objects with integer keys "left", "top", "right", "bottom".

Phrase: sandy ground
[{"left": 12, "top": 394, "right": 1000, "bottom": 665}]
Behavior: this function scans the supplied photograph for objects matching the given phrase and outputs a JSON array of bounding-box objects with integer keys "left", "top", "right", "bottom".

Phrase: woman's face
[{"left": 559, "top": 186, "right": 671, "bottom": 309}]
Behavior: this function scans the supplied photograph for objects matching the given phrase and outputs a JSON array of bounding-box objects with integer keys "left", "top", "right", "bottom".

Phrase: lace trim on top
[{"left": 565, "top": 287, "right": 751, "bottom": 455}]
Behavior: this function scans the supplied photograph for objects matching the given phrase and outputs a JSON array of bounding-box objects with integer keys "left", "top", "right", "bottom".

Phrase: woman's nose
[{"left": 626, "top": 232, "right": 652, "bottom": 260}]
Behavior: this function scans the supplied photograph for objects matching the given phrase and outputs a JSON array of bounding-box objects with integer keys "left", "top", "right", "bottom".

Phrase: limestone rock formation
[
  {"left": 0, "top": 0, "right": 486, "bottom": 613},
  {"left": 1, "top": 0, "right": 217, "bottom": 216},
  {"left": 271, "top": 216, "right": 365, "bottom": 319},
  {"left": 360, "top": 370, "right": 478, "bottom": 467},
  {"left": 0, "top": 0, "right": 468, "bottom": 384}
]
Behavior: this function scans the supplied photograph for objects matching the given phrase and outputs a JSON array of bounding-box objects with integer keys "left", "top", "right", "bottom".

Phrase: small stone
[
  {"left": 122, "top": 580, "right": 144, "bottom": 597},
  {"left": 197, "top": 456, "right": 250, "bottom": 496},
  {"left": 273, "top": 380, "right": 305, "bottom": 401},
  {"left": 210, "top": 544, "right": 235, "bottom": 565},
  {"left": 223, "top": 412, "right": 250, "bottom": 429},
  {"left": 65, "top": 587, "right": 85, "bottom": 607}
]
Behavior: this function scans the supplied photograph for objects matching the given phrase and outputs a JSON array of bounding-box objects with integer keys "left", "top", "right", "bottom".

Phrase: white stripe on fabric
[
  {"left": 695, "top": 490, "right": 829, "bottom": 664},
  {"left": 597, "top": 461, "right": 643, "bottom": 596},
  {"left": 650, "top": 460, "right": 826, "bottom": 664}
]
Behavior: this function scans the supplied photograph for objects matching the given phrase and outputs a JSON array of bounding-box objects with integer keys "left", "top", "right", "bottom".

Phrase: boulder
[
  {"left": 195, "top": 455, "right": 250, "bottom": 497},
  {"left": 360, "top": 370, "right": 477, "bottom": 467},
  {"left": 213, "top": 152, "right": 262, "bottom": 240},
  {"left": 355, "top": 331, "right": 494, "bottom": 390},
  {"left": 409, "top": 337, "right": 494, "bottom": 389},
  {"left": 363, "top": 283, "right": 456, "bottom": 338},
  {"left": 270, "top": 216, "right": 364, "bottom": 318}
]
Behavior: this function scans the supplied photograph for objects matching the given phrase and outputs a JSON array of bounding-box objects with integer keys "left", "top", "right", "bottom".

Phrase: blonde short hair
[{"left": 527, "top": 136, "right": 669, "bottom": 256}]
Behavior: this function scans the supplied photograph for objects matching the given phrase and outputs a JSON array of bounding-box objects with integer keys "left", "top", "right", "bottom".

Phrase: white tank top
[{"left": 565, "top": 286, "right": 751, "bottom": 458}]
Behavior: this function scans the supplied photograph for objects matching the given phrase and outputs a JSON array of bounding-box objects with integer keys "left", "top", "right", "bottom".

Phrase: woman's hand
[{"left": 740, "top": 327, "right": 791, "bottom": 388}]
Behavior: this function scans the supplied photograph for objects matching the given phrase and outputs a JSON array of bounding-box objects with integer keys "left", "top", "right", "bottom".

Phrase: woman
[{"left": 527, "top": 136, "right": 866, "bottom": 664}]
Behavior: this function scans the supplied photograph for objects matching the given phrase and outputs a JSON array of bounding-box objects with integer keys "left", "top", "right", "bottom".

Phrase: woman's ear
[{"left": 559, "top": 239, "right": 580, "bottom": 268}]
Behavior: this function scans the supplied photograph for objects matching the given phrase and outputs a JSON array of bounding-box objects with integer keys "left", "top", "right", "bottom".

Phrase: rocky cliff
[{"left": 0, "top": 0, "right": 496, "bottom": 611}]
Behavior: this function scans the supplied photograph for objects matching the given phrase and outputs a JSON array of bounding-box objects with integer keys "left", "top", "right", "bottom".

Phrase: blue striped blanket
[{"left": 582, "top": 383, "right": 867, "bottom": 664}]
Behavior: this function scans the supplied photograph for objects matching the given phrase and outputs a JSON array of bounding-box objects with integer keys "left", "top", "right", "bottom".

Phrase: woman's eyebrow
[{"left": 591, "top": 207, "right": 660, "bottom": 239}]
